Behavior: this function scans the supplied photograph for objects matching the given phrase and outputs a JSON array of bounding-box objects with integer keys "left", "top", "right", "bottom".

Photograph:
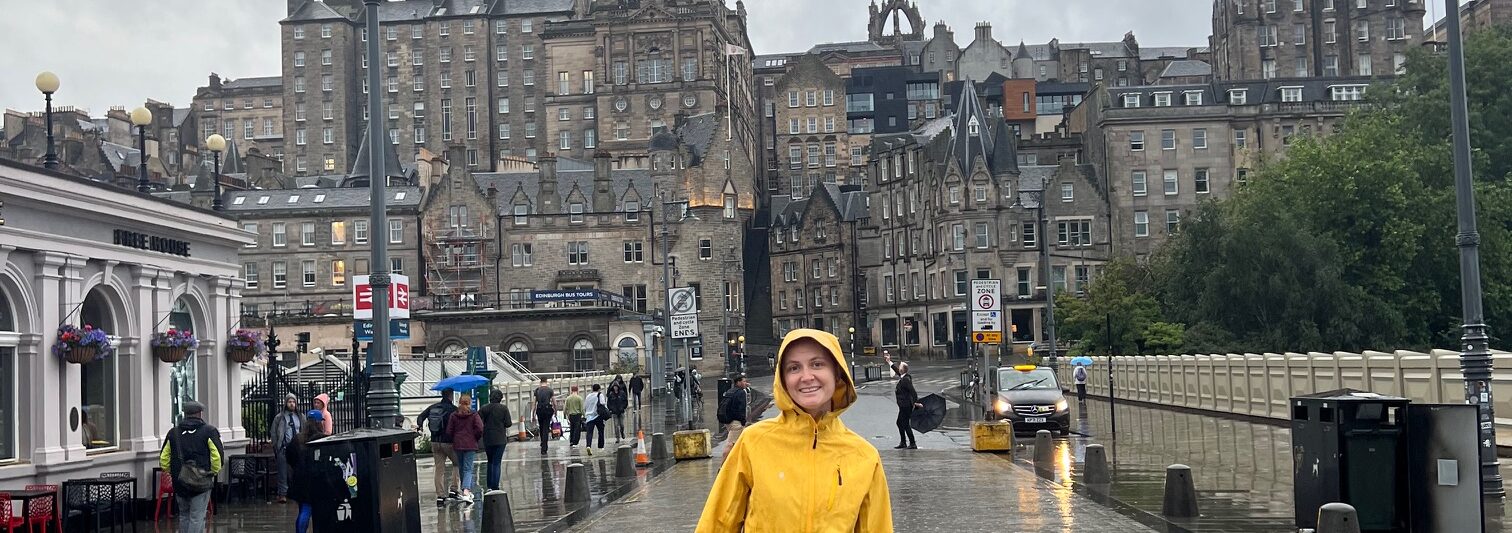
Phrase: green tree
[{"left": 1055, "top": 258, "right": 1163, "bottom": 355}]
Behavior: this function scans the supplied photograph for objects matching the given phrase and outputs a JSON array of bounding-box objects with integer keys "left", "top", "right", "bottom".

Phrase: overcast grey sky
[{"left": 0, "top": 0, "right": 1454, "bottom": 116}]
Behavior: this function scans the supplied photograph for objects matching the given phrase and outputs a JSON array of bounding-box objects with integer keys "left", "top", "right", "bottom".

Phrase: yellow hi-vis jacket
[{"left": 697, "top": 329, "right": 894, "bottom": 532}]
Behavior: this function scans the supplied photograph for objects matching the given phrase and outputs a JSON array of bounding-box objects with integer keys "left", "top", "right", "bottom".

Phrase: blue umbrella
[
  {"left": 1069, "top": 356, "right": 1095, "bottom": 366},
  {"left": 431, "top": 374, "right": 490, "bottom": 392}
]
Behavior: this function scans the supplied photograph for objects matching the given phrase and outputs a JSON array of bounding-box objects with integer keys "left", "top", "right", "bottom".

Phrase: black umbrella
[{"left": 910, "top": 393, "right": 948, "bottom": 434}]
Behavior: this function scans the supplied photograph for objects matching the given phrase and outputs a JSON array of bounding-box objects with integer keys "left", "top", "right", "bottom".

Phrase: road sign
[
  {"left": 669, "top": 314, "right": 699, "bottom": 338},
  {"left": 974, "top": 331, "right": 1002, "bottom": 344},
  {"left": 972, "top": 310, "right": 1003, "bottom": 333},
  {"left": 971, "top": 280, "right": 1001, "bottom": 312},
  {"left": 353, "top": 274, "right": 411, "bottom": 320},
  {"left": 354, "top": 319, "right": 411, "bottom": 341},
  {"left": 668, "top": 287, "right": 698, "bottom": 315}
]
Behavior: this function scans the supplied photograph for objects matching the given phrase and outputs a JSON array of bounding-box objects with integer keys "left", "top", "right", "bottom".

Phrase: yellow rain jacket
[{"left": 697, "top": 329, "right": 893, "bottom": 532}]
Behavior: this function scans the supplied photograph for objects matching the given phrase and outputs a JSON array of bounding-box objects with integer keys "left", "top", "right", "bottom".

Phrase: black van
[{"left": 986, "top": 365, "right": 1070, "bottom": 435}]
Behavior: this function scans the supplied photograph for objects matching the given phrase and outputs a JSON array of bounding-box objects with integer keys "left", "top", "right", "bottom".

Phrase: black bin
[
  {"left": 717, "top": 378, "right": 733, "bottom": 400},
  {"left": 1291, "top": 389, "right": 1410, "bottom": 532},
  {"left": 308, "top": 427, "right": 422, "bottom": 533}
]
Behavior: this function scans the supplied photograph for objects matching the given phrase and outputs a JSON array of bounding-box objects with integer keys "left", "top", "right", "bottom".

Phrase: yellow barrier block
[
  {"left": 673, "top": 429, "right": 712, "bottom": 460},
  {"left": 971, "top": 420, "right": 1014, "bottom": 453}
]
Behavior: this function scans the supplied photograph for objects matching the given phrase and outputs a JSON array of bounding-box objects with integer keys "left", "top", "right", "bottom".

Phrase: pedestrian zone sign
[{"left": 670, "top": 314, "right": 700, "bottom": 339}]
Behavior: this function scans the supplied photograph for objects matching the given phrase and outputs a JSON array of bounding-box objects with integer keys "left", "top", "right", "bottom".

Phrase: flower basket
[
  {"left": 227, "top": 329, "right": 265, "bottom": 363},
  {"left": 150, "top": 329, "right": 198, "bottom": 364},
  {"left": 228, "top": 347, "right": 258, "bottom": 363},
  {"left": 53, "top": 324, "right": 112, "bottom": 365}
]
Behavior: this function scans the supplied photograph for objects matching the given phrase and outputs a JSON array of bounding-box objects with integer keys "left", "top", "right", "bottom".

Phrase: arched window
[
  {"left": 616, "top": 336, "right": 640, "bottom": 371},
  {"left": 0, "top": 287, "right": 16, "bottom": 461},
  {"left": 506, "top": 341, "right": 529, "bottom": 366},
  {"left": 572, "top": 339, "right": 595, "bottom": 372},
  {"left": 79, "top": 287, "right": 119, "bottom": 450},
  {"left": 167, "top": 297, "right": 199, "bottom": 425}
]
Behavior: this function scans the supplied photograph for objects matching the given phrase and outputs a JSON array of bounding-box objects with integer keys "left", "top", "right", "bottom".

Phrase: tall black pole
[
  {"left": 136, "top": 124, "right": 150, "bottom": 192},
  {"left": 364, "top": 0, "right": 400, "bottom": 429},
  {"left": 42, "top": 93, "right": 58, "bottom": 170},
  {"left": 211, "top": 151, "right": 223, "bottom": 211},
  {"left": 1106, "top": 313, "right": 1116, "bottom": 439},
  {"left": 1444, "top": 0, "right": 1504, "bottom": 499}
]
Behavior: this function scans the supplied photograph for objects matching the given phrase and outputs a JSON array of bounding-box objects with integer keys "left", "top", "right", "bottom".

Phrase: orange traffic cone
[
  {"left": 635, "top": 430, "right": 652, "bottom": 466},
  {"left": 519, "top": 415, "right": 529, "bottom": 442}
]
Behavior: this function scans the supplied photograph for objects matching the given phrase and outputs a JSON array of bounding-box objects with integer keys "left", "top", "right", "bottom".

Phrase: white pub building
[{"left": 0, "top": 158, "right": 252, "bottom": 488}]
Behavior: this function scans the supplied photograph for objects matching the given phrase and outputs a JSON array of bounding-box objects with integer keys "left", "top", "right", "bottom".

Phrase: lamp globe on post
[
  {"left": 205, "top": 134, "right": 227, "bottom": 211},
  {"left": 130, "top": 107, "right": 153, "bottom": 192},
  {"left": 35, "top": 71, "right": 61, "bottom": 170}
]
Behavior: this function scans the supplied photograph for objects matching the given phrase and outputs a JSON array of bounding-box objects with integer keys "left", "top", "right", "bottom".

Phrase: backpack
[
  {"left": 717, "top": 395, "right": 734, "bottom": 425},
  {"left": 426, "top": 403, "right": 453, "bottom": 435},
  {"left": 1074, "top": 366, "right": 1088, "bottom": 382},
  {"left": 172, "top": 430, "right": 216, "bottom": 493},
  {"left": 594, "top": 393, "right": 611, "bottom": 419}
]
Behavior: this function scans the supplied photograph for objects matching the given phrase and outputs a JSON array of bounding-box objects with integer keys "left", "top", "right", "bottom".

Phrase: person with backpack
[
  {"left": 442, "top": 393, "right": 485, "bottom": 504},
  {"left": 530, "top": 378, "right": 556, "bottom": 454},
  {"left": 417, "top": 390, "right": 460, "bottom": 505},
  {"left": 607, "top": 376, "right": 629, "bottom": 442},
  {"left": 159, "top": 401, "right": 223, "bottom": 533},
  {"left": 285, "top": 410, "right": 333, "bottom": 533},
  {"left": 718, "top": 374, "right": 751, "bottom": 463},
  {"left": 628, "top": 374, "right": 645, "bottom": 410},
  {"left": 478, "top": 389, "right": 513, "bottom": 491},
  {"left": 1073, "top": 364, "right": 1089, "bottom": 401},
  {"left": 583, "top": 384, "right": 608, "bottom": 452}
]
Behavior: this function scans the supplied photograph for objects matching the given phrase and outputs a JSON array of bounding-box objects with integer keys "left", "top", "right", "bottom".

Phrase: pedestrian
[
  {"left": 269, "top": 393, "right": 303, "bottom": 503},
  {"left": 285, "top": 410, "right": 335, "bottom": 533},
  {"left": 159, "top": 401, "right": 224, "bottom": 533},
  {"left": 311, "top": 393, "right": 333, "bottom": 434},
  {"left": 479, "top": 388, "right": 513, "bottom": 492},
  {"left": 607, "top": 376, "right": 629, "bottom": 442},
  {"left": 444, "top": 393, "right": 486, "bottom": 504},
  {"left": 583, "top": 384, "right": 608, "bottom": 452},
  {"left": 885, "top": 355, "right": 920, "bottom": 449},
  {"left": 565, "top": 386, "right": 585, "bottom": 447},
  {"left": 629, "top": 374, "right": 645, "bottom": 410},
  {"left": 418, "top": 390, "right": 460, "bottom": 505},
  {"left": 717, "top": 374, "right": 751, "bottom": 463},
  {"left": 531, "top": 378, "right": 556, "bottom": 454},
  {"left": 1074, "top": 364, "right": 1089, "bottom": 401},
  {"left": 697, "top": 329, "right": 893, "bottom": 532}
]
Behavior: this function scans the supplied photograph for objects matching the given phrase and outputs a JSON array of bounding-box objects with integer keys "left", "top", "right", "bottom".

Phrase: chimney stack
[
  {"left": 592, "top": 150, "right": 615, "bottom": 212},
  {"left": 538, "top": 153, "right": 561, "bottom": 213},
  {"left": 975, "top": 22, "right": 992, "bottom": 44}
]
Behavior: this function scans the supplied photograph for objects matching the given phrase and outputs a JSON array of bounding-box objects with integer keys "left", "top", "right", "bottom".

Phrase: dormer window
[
  {"left": 1229, "top": 89, "right": 1248, "bottom": 105},
  {"left": 1122, "top": 94, "right": 1141, "bottom": 108},
  {"left": 1153, "top": 92, "right": 1172, "bottom": 107},
  {"left": 569, "top": 202, "right": 585, "bottom": 223}
]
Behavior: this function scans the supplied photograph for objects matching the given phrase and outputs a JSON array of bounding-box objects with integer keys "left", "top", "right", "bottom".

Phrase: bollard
[
  {"left": 1316, "top": 503, "right": 1361, "bottom": 533},
  {"left": 1032, "top": 430, "right": 1055, "bottom": 472},
  {"left": 1082, "top": 444, "right": 1110, "bottom": 485},
  {"left": 652, "top": 432, "right": 673, "bottom": 462},
  {"left": 615, "top": 445, "right": 636, "bottom": 478},
  {"left": 565, "top": 463, "right": 590, "bottom": 504},
  {"left": 1161, "top": 464, "right": 1198, "bottom": 518},
  {"left": 482, "top": 490, "right": 516, "bottom": 533}
]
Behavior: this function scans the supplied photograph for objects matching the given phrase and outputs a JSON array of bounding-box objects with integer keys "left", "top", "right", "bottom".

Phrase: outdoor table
[
  {"left": 227, "top": 453, "right": 276, "bottom": 502},
  {"left": 3, "top": 489, "right": 60, "bottom": 532},
  {"left": 62, "top": 476, "right": 137, "bottom": 533}
]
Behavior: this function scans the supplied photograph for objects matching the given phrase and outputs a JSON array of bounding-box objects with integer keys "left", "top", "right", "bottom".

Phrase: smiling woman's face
[{"left": 782, "top": 339, "right": 837, "bottom": 418}]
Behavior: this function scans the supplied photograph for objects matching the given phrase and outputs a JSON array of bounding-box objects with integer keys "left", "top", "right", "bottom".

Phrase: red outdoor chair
[
  {"left": 0, "top": 493, "right": 27, "bottom": 533},
  {"left": 21, "top": 485, "right": 59, "bottom": 533}
]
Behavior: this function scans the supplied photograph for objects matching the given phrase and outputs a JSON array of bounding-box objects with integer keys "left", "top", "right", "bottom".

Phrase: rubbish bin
[
  {"left": 717, "top": 378, "right": 732, "bottom": 400},
  {"left": 308, "top": 427, "right": 422, "bottom": 533},
  {"left": 1291, "top": 389, "right": 1410, "bottom": 532}
]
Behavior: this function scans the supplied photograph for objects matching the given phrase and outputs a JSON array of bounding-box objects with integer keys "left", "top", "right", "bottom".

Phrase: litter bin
[
  {"left": 308, "top": 427, "right": 422, "bottom": 533},
  {"left": 717, "top": 378, "right": 732, "bottom": 400},
  {"left": 1291, "top": 389, "right": 1410, "bottom": 532}
]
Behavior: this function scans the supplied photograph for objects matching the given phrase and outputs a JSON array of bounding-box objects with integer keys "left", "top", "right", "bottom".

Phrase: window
[
  {"left": 724, "top": 195, "right": 736, "bottom": 219},
  {"left": 1325, "top": 21, "right": 1337, "bottom": 43},
  {"left": 293, "top": 26, "right": 304, "bottom": 39},
  {"left": 1163, "top": 170, "right": 1179, "bottom": 195},
  {"left": 954, "top": 271, "right": 968, "bottom": 296},
  {"left": 389, "top": 258, "right": 404, "bottom": 276},
  {"left": 327, "top": 221, "right": 346, "bottom": 245},
  {"left": 1130, "top": 131, "right": 1145, "bottom": 151},
  {"left": 389, "top": 219, "right": 404, "bottom": 244},
  {"left": 1184, "top": 91, "right": 1203, "bottom": 106},
  {"left": 1235, "top": 129, "right": 1248, "bottom": 149},
  {"left": 1324, "top": 55, "right": 1339, "bottom": 76},
  {"left": 1263, "top": 60, "right": 1278, "bottom": 79},
  {"left": 1260, "top": 25, "right": 1279, "bottom": 47},
  {"left": 523, "top": 69, "right": 534, "bottom": 85},
  {"left": 975, "top": 222, "right": 990, "bottom": 248},
  {"left": 1281, "top": 87, "right": 1304, "bottom": 102},
  {"left": 1354, "top": 20, "right": 1369, "bottom": 42},
  {"left": 300, "top": 222, "right": 315, "bottom": 246},
  {"left": 1330, "top": 85, "right": 1366, "bottom": 101},
  {"left": 624, "top": 241, "right": 644, "bottom": 263},
  {"left": 613, "top": 61, "right": 628, "bottom": 85},
  {"left": 583, "top": 70, "right": 595, "bottom": 94},
  {"left": 322, "top": 49, "right": 333, "bottom": 66},
  {"left": 320, "top": 24, "right": 331, "bottom": 38},
  {"left": 522, "top": 45, "right": 534, "bottom": 60},
  {"left": 1132, "top": 171, "right": 1148, "bottom": 196},
  {"left": 699, "top": 239, "right": 713, "bottom": 260},
  {"left": 1394, "top": 53, "right": 1407, "bottom": 74},
  {"left": 1296, "top": 0, "right": 1305, "bottom": 10},
  {"left": 1122, "top": 94, "right": 1141, "bottom": 108},
  {"left": 294, "top": 76, "right": 306, "bottom": 93},
  {"left": 1294, "top": 24, "right": 1307, "bottom": 46},
  {"left": 1154, "top": 92, "right": 1172, "bottom": 107},
  {"left": 331, "top": 260, "right": 346, "bottom": 286},
  {"left": 560, "top": 131, "right": 573, "bottom": 150},
  {"left": 1134, "top": 211, "right": 1150, "bottom": 237},
  {"left": 463, "top": 20, "right": 474, "bottom": 34},
  {"left": 1022, "top": 222, "right": 1037, "bottom": 248},
  {"left": 1161, "top": 129, "right": 1176, "bottom": 150},
  {"left": 1387, "top": 18, "right": 1406, "bottom": 40},
  {"left": 1166, "top": 210, "right": 1182, "bottom": 232},
  {"left": 584, "top": 129, "right": 597, "bottom": 149},
  {"left": 272, "top": 262, "right": 287, "bottom": 289},
  {"left": 1265, "top": 0, "right": 1277, "bottom": 11},
  {"left": 568, "top": 241, "right": 589, "bottom": 265},
  {"left": 572, "top": 339, "right": 594, "bottom": 372},
  {"left": 511, "top": 243, "right": 533, "bottom": 266},
  {"left": 1195, "top": 168, "right": 1211, "bottom": 194},
  {"left": 244, "top": 120, "right": 254, "bottom": 139},
  {"left": 566, "top": 202, "right": 585, "bottom": 224},
  {"left": 811, "top": 259, "right": 822, "bottom": 279},
  {"left": 1357, "top": 54, "right": 1373, "bottom": 76},
  {"left": 520, "top": 19, "right": 533, "bottom": 33},
  {"left": 1283, "top": 124, "right": 1297, "bottom": 145},
  {"left": 323, "top": 127, "right": 334, "bottom": 144},
  {"left": 302, "top": 260, "right": 317, "bottom": 287},
  {"left": 682, "top": 58, "right": 698, "bottom": 81},
  {"left": 1056, "top": 220, "right": 1092, "bottom": 247},
  {"left": 1193, "top": 128, "right": 1208, "bottom": 149}
]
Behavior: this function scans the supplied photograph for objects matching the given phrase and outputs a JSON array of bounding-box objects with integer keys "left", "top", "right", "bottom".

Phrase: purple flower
[
  {"left": 151, "top": 329, "right": 200, "bottom": 350},
  {"left": 53, "top": 324, "right": 114, "bottom": 361}
]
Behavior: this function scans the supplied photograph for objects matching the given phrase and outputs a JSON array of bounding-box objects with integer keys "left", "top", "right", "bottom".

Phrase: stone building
[
  {"left": 1428, "top": 0, "right": 1512, "bottom": 41},
  {"left": 193, "top": 73, "right": 286, "bottom": 160},
  {"left": 772, "top": 54, "right": 851, "bottom": 198},
  {"left": 956, "top": 23, "right": 1014, "bottom": 83},
  {"left": 1210, "top": 0, "right": 1426, "bottom": 81},
  {"left": 1082, "top": 76, "right": 1375, "bottom": 256},
  {"left": 767, "top": 184, "right": 870, "bottom": 348},
  {"left": 418, "top": 145, "right": 499, "bottom": 310}
]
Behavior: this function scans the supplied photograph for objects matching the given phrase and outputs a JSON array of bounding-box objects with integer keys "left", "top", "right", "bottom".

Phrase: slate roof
[
  {"left": 752, "top": 54, "right": 790, "bottom": 70},
  {"left": 101, "top": 141, "right": 140, "bottom": 171},
  {"left": 284, "top": 0, "right": 348, "bottom": 22},
  {"left": 809, "top": 41, "right": 889, "bottom": 54},
  {"left": 489, "top": 0, "right": 575, "bottom": 15},
  {"left": 1140, "top": 47, "right": 1195, "bottom": 60},
  {"left": 172, "top": 108, "right": 192, "bottom": 128},
  {"left": 472, "top": 167, "right": 652, "bottom": 214},
  {"left": 225, "top": 187, "right": 422, "bottom": 212},
  {"left": 1159, "top": 60, "right": 1212, "bottom": 78},
  {"left": 1015, "top": 165, "right": 1057, "bottom": 209},
  {"left": 222, "top": 76, "right": 282, "bottom": 90},
  {"left": 428, "top": 0, "right": 490, "bottom": 18},
  {"left": 295, "top": 174, "right": 349, "bottom": 188},
  {"left": 1109, "top": 76, "right": 1376, "bottom": 107}
]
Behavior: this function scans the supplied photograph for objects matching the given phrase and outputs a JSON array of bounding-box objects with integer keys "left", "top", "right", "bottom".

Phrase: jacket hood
[
  {"left": 314, "top": 393, "right": 330, "bottom": 408},
  {"left": 176, "top": 416, "right": 208, "bottom": 431},
  {"left": 772, "top": 328, "right": 857, "bottom": 417}
]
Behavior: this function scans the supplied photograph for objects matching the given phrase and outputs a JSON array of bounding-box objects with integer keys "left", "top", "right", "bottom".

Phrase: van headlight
[
  {"left": 995, "top": 399, "right": 1011, "bottom": 414},
  {"left": 1055, "top": 399, "right": 1069, "bottom": 412}
]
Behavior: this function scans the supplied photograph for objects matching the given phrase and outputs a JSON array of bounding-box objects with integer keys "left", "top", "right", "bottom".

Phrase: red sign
[{"left": 353, "top": 274, "right": 410, "bottom": 320}]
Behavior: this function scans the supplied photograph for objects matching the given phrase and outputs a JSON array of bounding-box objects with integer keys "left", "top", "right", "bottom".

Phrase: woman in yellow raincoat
[{"left": 696, "top": 328, "right": 894, "bottom": 532}]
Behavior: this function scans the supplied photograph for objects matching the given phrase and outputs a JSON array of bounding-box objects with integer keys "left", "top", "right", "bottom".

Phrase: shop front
[{"left": 0, "top": 159, "right": 250, "bottom": 488}]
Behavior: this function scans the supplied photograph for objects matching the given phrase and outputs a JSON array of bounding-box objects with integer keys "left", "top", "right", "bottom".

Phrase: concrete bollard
[
  {"left": 482, "top": 490, "right": 516, "bottom": 533},
  {"left": 615, "top": 445, "right": 636, "bottom": 478},
  {"left": 1032, "top": 430, "right": 1055, "bottom": 472},
  {"left": 1082, "top": 444, "right": 1111, "bottom": 485},
  {"left": 565, "top": 463, "right": 590, "bottom": 504},
  {"left": 652, "top": 432, "right": 673, "bottom": 462},
  {"left": 1161, "top": 464, "right": 1199, "bottom": 518},
  {"left": 1316, "top": 503, "right": 1361, "bottom": 533}
]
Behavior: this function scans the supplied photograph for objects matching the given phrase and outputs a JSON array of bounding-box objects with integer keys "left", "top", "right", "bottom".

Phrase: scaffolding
[{"left": 425, "top": 215, "right": 493, "bottom": 310}]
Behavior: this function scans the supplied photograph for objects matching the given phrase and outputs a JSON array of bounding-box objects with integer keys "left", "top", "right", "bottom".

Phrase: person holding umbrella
[
  {"left": 1070, "top": 356, "right": 1094, "bottom": 401},
  {"left": 884, "top": 354, "right": 920, "bottom": 449}
]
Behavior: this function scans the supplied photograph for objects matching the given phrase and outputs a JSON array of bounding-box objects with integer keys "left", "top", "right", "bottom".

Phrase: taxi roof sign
[{"left": 1012, "top": 365, "right": 1038, "bottom": 372}]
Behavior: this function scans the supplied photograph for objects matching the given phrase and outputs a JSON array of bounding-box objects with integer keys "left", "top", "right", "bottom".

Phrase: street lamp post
[
  {"left": 205, "top": 134, "right": 226, "bottom": 211},
  {"left": 35, "top": 72, "right": 60, "bottom": 170},
  {"left": 131, "top": 107, "right": 152, "bottom": 192},
  {"left": 1012, "top": 189, "right": 1056, "bottom": 364},
  {"left": 1443, "top": 0, "right": 1504, "bottom": 498},
  {"left": 362, "top": 0, "right": 400, "bottom": 429},
  {"left": 847, "top": 326, "right": 856, "bottom": 363},
  {"left": 657, "top": 191, "right": 694, "bottom": 427}
]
